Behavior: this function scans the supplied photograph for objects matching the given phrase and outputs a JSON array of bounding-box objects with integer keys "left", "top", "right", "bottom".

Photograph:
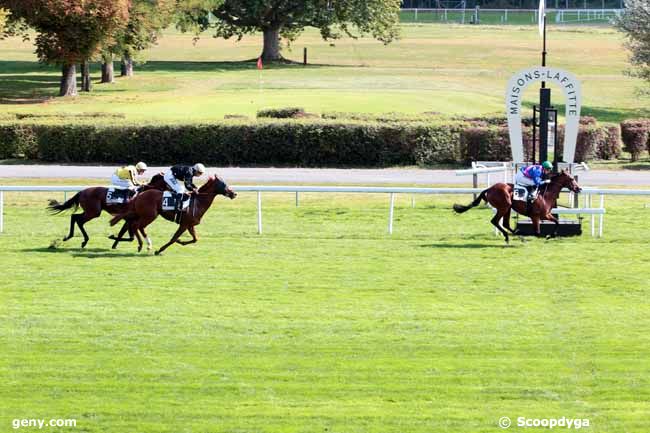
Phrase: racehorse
[
  {"left": 453, "top": 170, "right": 582, "bottom": 243},
  {"left": 47, "top": 173, "right": 167, "bottom": 248},
  {"left": 108, "top": 175, "right": 236, "bottom": 254}
]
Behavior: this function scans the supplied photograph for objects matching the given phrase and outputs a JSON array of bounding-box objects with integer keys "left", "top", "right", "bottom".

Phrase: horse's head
[
  {"left": 200, "top": 175, "right": 237, "bottom": 199},
  {"left": 552, "top": 170, "right": 582, "bottom": 193}
]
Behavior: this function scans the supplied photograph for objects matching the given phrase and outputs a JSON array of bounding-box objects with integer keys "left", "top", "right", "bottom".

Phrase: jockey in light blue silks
[{"left": 514, "top": 161, "right": 553, "bottom": 203}]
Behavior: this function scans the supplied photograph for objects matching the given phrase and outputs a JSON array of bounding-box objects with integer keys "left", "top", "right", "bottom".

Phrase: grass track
[{"left": 1, "top": 179, "right": 650, "bottom": 432}]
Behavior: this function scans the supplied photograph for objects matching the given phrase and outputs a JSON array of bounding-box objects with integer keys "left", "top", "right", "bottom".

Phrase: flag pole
[{"left": 541, "top": 13, "right": 547, "bottom": 88}]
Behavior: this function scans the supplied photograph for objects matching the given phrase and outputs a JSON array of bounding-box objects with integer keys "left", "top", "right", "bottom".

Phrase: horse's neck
[
  {"left": 542, "top": 181, "right": 564, "bottom": 202},
  {"left": 194, "top": 190, "right": 217, "bottom": 217}
]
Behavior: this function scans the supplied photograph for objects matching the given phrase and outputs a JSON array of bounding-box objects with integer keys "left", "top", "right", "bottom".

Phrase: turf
[
  {"left": 0, "top": 25, "right": 648, "bottom": 123},
  {"left": 1, "top": 178, "right": 650, "bottom": 432}
]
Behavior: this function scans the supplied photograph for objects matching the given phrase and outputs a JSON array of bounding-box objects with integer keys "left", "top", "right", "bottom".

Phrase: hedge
[{"left": 0, "top": 120, "right": 624, "bottom": 166}]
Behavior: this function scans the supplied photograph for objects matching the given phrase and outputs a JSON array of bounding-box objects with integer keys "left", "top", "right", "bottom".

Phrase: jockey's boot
[
  {"left": 174, "top": 193, "right": 184, "bottom": 223},
  {"left": 526, "top": 186, "right": 536, "bottom": 213}
]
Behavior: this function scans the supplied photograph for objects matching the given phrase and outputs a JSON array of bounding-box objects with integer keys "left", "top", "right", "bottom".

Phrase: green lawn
[
  {"left": 0, "top": 25, "right": 648, "bottom": 124},
  {"left": 1, "top": 179, "right": 650, "bottom": 432}
]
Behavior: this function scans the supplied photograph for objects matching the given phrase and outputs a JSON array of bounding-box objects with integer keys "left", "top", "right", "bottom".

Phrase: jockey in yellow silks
[{"left": 111, "top": 162, "right": 148, "bottom": 190}]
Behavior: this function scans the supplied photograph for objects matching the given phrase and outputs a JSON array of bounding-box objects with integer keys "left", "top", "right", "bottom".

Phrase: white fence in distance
[{"left": 0, "top": 185, "right": 648, "bottom": 237}]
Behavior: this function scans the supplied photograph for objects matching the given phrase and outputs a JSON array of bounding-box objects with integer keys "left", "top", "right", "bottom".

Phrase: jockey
[
  {"left": 163, "top": 163, "right": 206, "bottom": 220},
  {"left": 111, "top": 162, "right": 147, "bottom": 190},
  {"left": 514, "top": 161, "right": 553, "bottom": 203}
]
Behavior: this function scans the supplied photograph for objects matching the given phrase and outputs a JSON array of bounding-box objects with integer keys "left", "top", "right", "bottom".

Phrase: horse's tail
[
  {"left": 453, "top": 189, "right": 487, "bottom": 214},
  {"left": 47, "top": 192, "right": 81, "bottom": 214}
]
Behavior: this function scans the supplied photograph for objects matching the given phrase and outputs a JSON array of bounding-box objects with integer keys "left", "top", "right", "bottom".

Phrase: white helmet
[
  {"left": 135, "top": 161, "right": 147, "bottom": 171},
  {"left": 193, "top": 163, "right": 206, "bottom": 174}
]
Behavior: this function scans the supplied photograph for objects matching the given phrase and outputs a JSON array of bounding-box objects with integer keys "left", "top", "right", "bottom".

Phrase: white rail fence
[{"left": 0, "top": 185, "right": 648, "bottom": 237}]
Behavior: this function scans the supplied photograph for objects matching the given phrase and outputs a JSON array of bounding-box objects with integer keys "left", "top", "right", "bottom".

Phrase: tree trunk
[
  {"left": 101, "top": 53, "right": 114, "bottom": 83},
  {"left": 261, "top": 27, "right": 283, "bottom": 62},
  {"left": 59, "top": 63, "right": 78, "bottom": 97},
  {"left": 121, "top": 53, "right": 134, "bottom": 77},
  {"left": 81, "top": 60, "right": 91, "bottom": 92}
]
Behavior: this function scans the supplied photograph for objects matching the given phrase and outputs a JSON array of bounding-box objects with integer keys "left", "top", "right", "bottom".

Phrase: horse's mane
[{"left": 198, "top": 175, "right": 222, "bottom": 193}]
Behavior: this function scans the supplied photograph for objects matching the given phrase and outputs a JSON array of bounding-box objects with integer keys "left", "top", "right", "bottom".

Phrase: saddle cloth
[
  {"left": 513, "top": 185, "right": 538, "bottom": 202},
  {"left": 162, "top": 191, "right": 191, "bottom": 212},
  {"left": 106, "top": 187, "right": 131, "bottom": 204}
]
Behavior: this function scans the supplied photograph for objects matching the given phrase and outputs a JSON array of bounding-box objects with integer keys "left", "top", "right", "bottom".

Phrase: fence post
[
  {"left": 257, "top": 191, "right": 262, "bottom": 234},
  {"left": 0, "top": 190, "right": 3, "bottom": 233},
  {"left": 388, "top": 193, "right": 395, "bottom": 235},
  {"left": 599, "top": 194, "right": 605, "bottom": 238},
  {"left": 295, "top": 192, "right": 299, "bottom": 207}
]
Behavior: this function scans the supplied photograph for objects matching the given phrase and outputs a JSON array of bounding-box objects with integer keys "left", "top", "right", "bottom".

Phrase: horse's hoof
[
  {"left": 81, "top": 242, "right": 87, "bottom": 248},
  {"left": 63, "top": 236, "right": 70, "bottom": 242},
  {"left": 155, "top": 250, "right": 161, "bottom": 256}
]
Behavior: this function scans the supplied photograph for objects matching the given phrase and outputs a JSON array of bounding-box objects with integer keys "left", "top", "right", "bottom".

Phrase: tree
[
  {"left": 616, "top": 0, "right": 650, "bottom": 87},
  {"left": 180, "top": 0, "right": 401, "bottom": 62},
  {"left": 111, "top": 0, "right": 176, "bottom": 78},
  {"left": 0, "top": 0, "right": 130, "bottom": 96}
]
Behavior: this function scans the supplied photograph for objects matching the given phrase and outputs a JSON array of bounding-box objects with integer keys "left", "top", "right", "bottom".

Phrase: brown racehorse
[
  {"left": 47, "top": 173, "right": 167, "bottom": 248},
  {"left": 109, "top": 175, "right": 237, "bottom": 254},
  {"left": 453, "top": 170, "right": 582, "bottom": 243}
]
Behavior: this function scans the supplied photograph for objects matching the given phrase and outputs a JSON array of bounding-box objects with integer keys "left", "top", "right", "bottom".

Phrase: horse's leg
[
  {"left": 139, "top": 226, "right": 153, "bottom": 252},
  {"left": 502, "top": 207, "right": 516, "bottom": 234},
  {"left": 491, "top": 210, "right": 510, "bottom": 244},
  {"left": 544, "top": 213, "right": 559, "bottom": 239},
  {"left": 133, "top": 223, "right": 143, "bottom": 252},
  {"left": 62, "top": 214, "right": 77, "bottom": 241},
  {"left": 177, "top": 225, "right": 198, "bottom": 246},
  {"left": 110, "top": 222, "right": 134, "bottom": 249},
  {"left": 155, "top": 225, "right": 188, "bottom": 255}
]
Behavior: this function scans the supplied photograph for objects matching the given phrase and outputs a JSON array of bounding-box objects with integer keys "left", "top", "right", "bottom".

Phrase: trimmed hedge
[{"left": 0, "top": 119, "right": 626, "bottom": 166}]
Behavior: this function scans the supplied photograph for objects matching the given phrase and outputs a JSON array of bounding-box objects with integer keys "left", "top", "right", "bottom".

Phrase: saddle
[
  {"left": 161, "top": 191, "right": 191, "bottom": 212},
  {"left": 106, "top": 187, "right": 135, "bottom": 205},
  {"left": 513, "top": 185, "right": 538, "bottom": 203}
]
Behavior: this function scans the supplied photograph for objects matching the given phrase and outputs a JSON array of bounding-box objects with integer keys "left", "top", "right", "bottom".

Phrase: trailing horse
[
  {"left": 453, "top": 171, "right": 582, "bottom": 243},
  {"left": 47, "top": 173, "right": 167, "bottom": 248},
  {"left": 109, "top": 175, "right": 236, "bottom": 254}
]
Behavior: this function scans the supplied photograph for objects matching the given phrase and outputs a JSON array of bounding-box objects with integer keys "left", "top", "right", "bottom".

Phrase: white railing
[{"left": 1, "top": 185, "right": 649, "bottom": 236}]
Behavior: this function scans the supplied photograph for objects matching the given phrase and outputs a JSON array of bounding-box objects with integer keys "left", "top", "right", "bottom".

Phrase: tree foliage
[
  {"left": 110, "top": 0, "right": 175, "bottom": 62},
  {"left": 179, "top": 0, "right": 401, "bottom": 60},
  {"left": 616, "top": 0, "right": 650, "bottom": 86},
  {"left": 0, "top": 0, "right": 130, "bottom": 65}
]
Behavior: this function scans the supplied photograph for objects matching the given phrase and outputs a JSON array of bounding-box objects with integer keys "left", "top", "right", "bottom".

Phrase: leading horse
[
  {"left": 453, "top": 170, "right": 582, "bottom": 243},
  {"left": 109, "top": 175, "right": 236, "bottom": 254},
  {"left": 47, "top": 173, "right": 168, "bottom": 248}
]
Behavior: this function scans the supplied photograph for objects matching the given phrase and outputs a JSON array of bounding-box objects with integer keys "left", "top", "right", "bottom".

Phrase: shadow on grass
[
  {"left": 21, "top": 246, "right": 145, "bottom": 257},
  {"left": 419, "top": 242, "right": 508, "bottom": 248}
]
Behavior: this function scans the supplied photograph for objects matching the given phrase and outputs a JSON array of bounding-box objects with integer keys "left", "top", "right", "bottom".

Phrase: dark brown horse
[
  {"left": 47, "top": 173, "right": 167, "bottom": 248},
  {"left": 453, "top": 171, "right": 582, "bottom": 243},
  {"left": 109, "top": 175, "right": 236, "bottom": 254}
]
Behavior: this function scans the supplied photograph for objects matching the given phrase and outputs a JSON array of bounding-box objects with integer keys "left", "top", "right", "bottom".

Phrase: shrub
[
  {"left": 598, "top": 126, "right": 622, "bottom": 160},
  {"left": 257, "top": 107, "right": 308, "bottom": 119},
  {"left": 620, "top": 119, "right": 649, "bottom": 161}
]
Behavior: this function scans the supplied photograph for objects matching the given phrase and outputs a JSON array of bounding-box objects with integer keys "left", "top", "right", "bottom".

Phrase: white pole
[
  {"left": 0, "top": 191, "right": 3, "bottom": 233},
  {"left": 599, "top": 195, "right": 605, "bottom": 237},
  {"left": 388, "top": 193, "right": 395, "bottom": 235},
  {"left": 257, "top": 191, "right": 262, "bottom": 234},
  {"left": 411, "top": 196, "right": 415, "bottom": 208},
  {"left": 590, "top": 194, "right": 595, "bottom": 237}
]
